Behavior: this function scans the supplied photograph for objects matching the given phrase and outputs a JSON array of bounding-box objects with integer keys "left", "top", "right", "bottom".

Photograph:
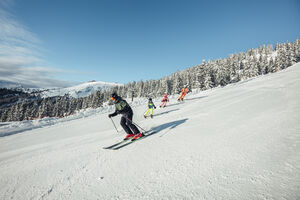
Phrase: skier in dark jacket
[{"left": 108, "top": 92, "right": 143, "bottom": 140}]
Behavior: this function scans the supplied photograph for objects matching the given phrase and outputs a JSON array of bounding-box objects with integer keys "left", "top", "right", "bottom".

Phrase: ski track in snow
[{"left": 0, "top": 63, "right": 300, "bottom": 199}]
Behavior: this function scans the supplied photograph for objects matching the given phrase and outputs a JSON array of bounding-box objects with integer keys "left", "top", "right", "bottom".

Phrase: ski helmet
[{"left": 111, "top": 92, "right": 118, "bottom": 99}]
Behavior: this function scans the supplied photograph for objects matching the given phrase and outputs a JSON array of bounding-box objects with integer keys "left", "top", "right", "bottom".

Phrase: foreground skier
[{"left": 108, "top": 92, "right": 144, "bottom": 140}]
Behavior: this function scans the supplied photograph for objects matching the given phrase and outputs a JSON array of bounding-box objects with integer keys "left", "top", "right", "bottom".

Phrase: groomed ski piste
[{"left": 0, "top": 63, "right": 300, "bottom": 200}]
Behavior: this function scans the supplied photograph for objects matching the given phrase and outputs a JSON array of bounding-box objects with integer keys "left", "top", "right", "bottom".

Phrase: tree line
[{"left": 0, "top": 39, "right": 299, "bottom": 122}]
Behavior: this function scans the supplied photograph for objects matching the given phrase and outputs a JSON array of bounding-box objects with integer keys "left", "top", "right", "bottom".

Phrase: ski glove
[{"left": 108, "top": 111, "right": 119, "bottom": 118}]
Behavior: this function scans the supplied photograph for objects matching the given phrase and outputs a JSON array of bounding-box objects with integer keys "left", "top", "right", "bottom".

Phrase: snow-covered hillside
[
  {"left": 0, "top": 80, "right": 122, "bottom": 98},
  {"left": 0, "top": 63, "right": 299, "bottom": 200},
  {"left": 40, "top": 81, "right": 122, "bottom": 98}
]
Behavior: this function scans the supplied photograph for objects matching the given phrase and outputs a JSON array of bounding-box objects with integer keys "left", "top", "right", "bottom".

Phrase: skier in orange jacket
[{"left": 177, "top": 86, "right": 189, "bottom": 101}]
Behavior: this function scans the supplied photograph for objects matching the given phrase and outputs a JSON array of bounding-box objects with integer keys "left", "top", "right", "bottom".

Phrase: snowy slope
[
  {"left": 0, "top": 63, "right": 300, "bottom": 200},
  {"left": 40, "top": 81, "right": 123, "bottom": 98}
]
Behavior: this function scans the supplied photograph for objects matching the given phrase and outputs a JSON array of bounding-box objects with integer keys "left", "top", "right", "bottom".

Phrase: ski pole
[
  {"left": 110, "top": 118, "right": 119, "bottom": 133},
  {"left": 124, "top": 116, "right": 147, "bottom": 132}
]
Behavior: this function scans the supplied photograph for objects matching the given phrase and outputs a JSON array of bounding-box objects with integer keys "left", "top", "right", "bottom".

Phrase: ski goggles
[{"left": 110, "top": 97, "right": 116, "bottom": 101}]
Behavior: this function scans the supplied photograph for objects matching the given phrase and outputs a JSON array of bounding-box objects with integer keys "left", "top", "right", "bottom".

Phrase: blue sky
[{"left": 0, "top": 0, "right": 299, "bottom": 87}]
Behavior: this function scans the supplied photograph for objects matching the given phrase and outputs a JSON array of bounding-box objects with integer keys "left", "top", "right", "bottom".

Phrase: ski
[
  {"left": 103, "top": 139, "right": 131, "bottom": 149},
  {"left": 111, "top": 131, "right": 156, "bottom": 150},
  {"left": 111, "top": 137, "right": 143, "bottom": 150},
  {"left": 103, "top": 130, "right": 156, "bottom": 150}
]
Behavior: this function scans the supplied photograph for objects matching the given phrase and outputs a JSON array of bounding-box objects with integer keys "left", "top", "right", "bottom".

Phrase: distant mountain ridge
[
  {"left": 40, "top": 81, "right": 123, "bottom": 98},
  {"left": 0, "top": 80, "right": 123, "bottom": 98}
]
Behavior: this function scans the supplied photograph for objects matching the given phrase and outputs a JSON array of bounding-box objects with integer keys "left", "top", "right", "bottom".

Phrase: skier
[
  {"left": 131, "top": 90, "right": 135, "bottom": 102},
  {"left": 144, "top": 98, "right": 156, "bottom": 118},
  {"left": 177, "top": 86, "right": 189, "bottom": 101},
  {"left": 160, "top": 94, "right": 169, "bottom": 108},
  {"left": 108, "top": 92, "right": 144, "bottom": 140}
]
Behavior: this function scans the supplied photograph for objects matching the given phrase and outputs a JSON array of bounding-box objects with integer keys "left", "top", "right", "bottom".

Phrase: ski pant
[
  {"left": 120, "top": 112, "right": 140, "bottom": 134},
  {"left": 144, "top": 108, "right": 154, "bottom": 116},
  {"left": 160, "top": 102, "right": 167, "bottom": 107},
  {"left": 178, "top": 93, "right": 187, "bottom": 101}
]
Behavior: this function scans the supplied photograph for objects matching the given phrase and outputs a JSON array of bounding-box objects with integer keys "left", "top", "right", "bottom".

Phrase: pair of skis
[{"left": 103, "top": 130, "right": 156, "bottom": 150}]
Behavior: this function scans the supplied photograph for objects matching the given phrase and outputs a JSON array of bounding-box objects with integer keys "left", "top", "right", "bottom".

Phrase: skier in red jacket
[{"left": 160, "top": 94, "right": 169, "bottom": 108}]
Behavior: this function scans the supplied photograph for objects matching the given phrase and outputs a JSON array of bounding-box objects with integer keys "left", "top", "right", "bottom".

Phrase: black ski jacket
[{"left": 110, "top": 98, "right": 132, "bottom": 117}]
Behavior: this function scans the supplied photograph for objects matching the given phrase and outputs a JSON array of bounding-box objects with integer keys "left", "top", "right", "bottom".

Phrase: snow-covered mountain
[
  {"left": 0, "top": 63, "right": 299, "bottom": 199},
  {"left": 40, "top": 81, "right": 123, "bottom": 98},
  {"left": 0, "top": 80, "right": 122, "bottom": 98}
]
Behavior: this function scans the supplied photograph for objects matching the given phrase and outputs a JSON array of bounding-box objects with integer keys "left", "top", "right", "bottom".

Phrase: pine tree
[{"left": 172, "top": 73, "right": 183, "bottom": 94}]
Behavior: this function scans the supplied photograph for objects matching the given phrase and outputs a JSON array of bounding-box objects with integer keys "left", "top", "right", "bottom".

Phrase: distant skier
[
  {"left": 131, "top": 90, "right": 135, "bottom": 102},
  {"left": 160, "top": 94, "right": 169, "bottom": 108},
  {"left": 177, "top": 86, "right": 189, "bottom": 101},
  {"left": 108, "top": 92, "right": 144, "bottom": 140},
  {"left": 144, "top": 98, "right": 156, "bottom": 118}
]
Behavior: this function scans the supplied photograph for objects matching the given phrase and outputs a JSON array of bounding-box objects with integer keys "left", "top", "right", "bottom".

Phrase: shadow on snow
[
  {"left": 112, "top": 118, "right": 189, "bottom": 150},
  {"left": 154, "top": 108, "right": 179, "bottom": 117},
  {"left": 146, "top": 118, "right": 189, "bottom": 138},
  {"left": 164, "top": 95, "right": 207, "bottom": 108},
  {"left": 184, "top": 95, "right": 208, "bottom": 101}
]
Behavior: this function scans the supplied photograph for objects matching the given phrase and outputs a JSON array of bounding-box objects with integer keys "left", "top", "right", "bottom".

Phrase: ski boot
[
  {"left": 124, "top": 133, "right": 135, "bottom": 140},
  {"left": 132, "top": 133, "right": 144, "bottom": 141}
]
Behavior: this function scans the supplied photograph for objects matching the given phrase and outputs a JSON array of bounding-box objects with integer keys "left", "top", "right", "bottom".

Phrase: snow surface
[{"left": 0, "top": 63, "right": 300, "bottom": 200}]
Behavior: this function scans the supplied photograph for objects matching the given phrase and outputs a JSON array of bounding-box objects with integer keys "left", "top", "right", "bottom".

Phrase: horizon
[{"left": 0, "top": 0, "right": 299, "bottom": 88}]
